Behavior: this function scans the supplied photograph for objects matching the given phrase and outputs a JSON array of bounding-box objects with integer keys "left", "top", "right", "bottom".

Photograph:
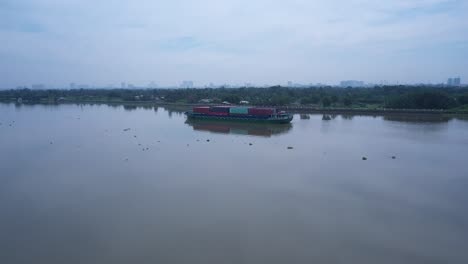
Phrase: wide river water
[{"left": 1, "top": 103, "right": 468, "bottom": 264}]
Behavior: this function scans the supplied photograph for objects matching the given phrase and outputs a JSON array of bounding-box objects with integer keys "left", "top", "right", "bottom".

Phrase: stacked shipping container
[
  {"left": 193, "top": 106, "right": 276, "bottom": 117},
  {"left": 248, "top": 108, "right": 275, "bottom": 115},
  {"left": 229, "top": 107, "right": 249, "bottom": 115},
  {"left": 193, "top": 106, "right": 210, "bottom": 114},
  {"left": 210, "top": 106, "right": 230, "bottom": 113}
]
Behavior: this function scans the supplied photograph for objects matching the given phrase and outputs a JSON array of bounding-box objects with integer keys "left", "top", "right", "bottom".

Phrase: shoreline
[{"left": 2, "top": 100, "right": 468, "bottom": 116}]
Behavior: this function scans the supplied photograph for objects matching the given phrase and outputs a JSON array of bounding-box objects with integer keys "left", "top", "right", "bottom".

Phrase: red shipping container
[
  {"left": 248, "top": 108, "right": 275, "bottom": 115},
  {"left": 193, "top": 106, "right": 210, "bottom": 113}
]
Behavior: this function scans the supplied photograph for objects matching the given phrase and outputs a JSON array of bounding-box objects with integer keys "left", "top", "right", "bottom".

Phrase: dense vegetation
[{"left": 1, "top": 86, "right": 468, "bottom": 110}]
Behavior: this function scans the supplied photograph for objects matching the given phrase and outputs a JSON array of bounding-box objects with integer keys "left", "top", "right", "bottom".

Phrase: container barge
[{"left": 185, "top": 106, "right": 293, "bottom": 124}]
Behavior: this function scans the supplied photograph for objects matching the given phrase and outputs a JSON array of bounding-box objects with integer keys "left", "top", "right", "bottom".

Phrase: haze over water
[{"left": 1, "top": 103, "right": 468, "bottom": 264}]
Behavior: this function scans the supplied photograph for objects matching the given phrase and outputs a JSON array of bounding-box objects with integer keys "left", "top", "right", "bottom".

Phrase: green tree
[
  {"left": 301, "top": 95, "right": 321, "bottom": 105},
  {"left": 343, "top": 97, "right": 353, "bottom": 106},
  {"left": 386, "top": 91, "right": 456, "bottom": 109},
  {"left": 271, "top": 95, "right": 291, "bottom": 105},
  {"left": 222, "top": 95, "right": 240, "bottom": 104},
  {"left": 331, "top": 95, "right": 338, "bottom": 104},
  {"left": 458, "top": 94, "right": 468, "bottom": 105}
]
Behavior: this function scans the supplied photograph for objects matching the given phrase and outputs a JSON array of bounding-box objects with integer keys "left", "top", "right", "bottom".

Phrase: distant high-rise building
[
  {"left": 148, "top": 81, "right": 157, "bottom": 88},
  {"left": 180, "top": 81, "right": 194, "bottom": 88},
  {"left": 447, "top": 78, "right": 453, "bottom": 86},
  {"left": 70, "top": 83, "right": 76, "bottom": 89},
  {"left": 31, "top": 84, "right": 45, "bottom": 90},
  {"left": 287, "top": 81, "right": 293, "bottom": 87},
  {"left": 340, "top": 80, "right": 364, "bottom": 87},
  {"left": 447, "top": 77, "right": 461, "bottom": 86},
  {"left": 121, "top": 82, "right": 126, "bottom": 89}
]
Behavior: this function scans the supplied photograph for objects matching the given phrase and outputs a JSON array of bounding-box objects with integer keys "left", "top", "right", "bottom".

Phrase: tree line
[{"left": 1, "top": 86, "right": 468, "bottom": 110}]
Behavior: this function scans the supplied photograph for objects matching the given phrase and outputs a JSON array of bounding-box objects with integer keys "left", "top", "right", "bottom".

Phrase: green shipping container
[{"left": 229, "top": 107, "right": 249, "bottom": 114}]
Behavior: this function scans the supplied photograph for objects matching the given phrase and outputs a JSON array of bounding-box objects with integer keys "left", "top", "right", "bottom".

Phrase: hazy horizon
[{"left": 1, "top": 0, "right": 467, "bottom": 88}]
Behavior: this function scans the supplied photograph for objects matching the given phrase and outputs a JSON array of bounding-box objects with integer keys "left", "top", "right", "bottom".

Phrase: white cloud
[{"left": 0, "top": 0, "right": 467, "bottom": 87}]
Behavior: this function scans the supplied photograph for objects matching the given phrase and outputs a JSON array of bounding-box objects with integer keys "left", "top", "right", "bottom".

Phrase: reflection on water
[
  {"left": 123, "top": 105, "right": 138, "bottom": 111},
  {"left": 123, "top": 105, "right": 159, "bottom": 112},
  {"left": 185, "top": 119, "right": 292, "bottom": 137},
  {"left": 341, "top": 114, "right": 354, "bottom": 120},
  {"left": 383, "top": 114, "right": 451, "bottom": 123}
]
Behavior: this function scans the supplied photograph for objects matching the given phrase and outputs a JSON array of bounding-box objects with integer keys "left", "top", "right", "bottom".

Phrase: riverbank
[
  {"left": 2, "top": 86, "right": 468, "bottom": 114},
  {"left": 3, "top": 100, "right": 468, "bottom": 116}
]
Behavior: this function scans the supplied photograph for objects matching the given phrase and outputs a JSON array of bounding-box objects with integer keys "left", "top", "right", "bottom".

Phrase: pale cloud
[{"left": 0, "top": 0, "right": 467, "bottom": 87}]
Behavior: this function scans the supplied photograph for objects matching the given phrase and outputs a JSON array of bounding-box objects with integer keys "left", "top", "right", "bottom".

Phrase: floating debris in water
[
  {"left": 50, "top": 142, "right": 53, "bottom": 144},
  {"left": 362, "top": 157, "right": 367, "bottom": 160},
  {"left": 392, "top": 156, "right": 396, "bottom": 159},
  {"left": 123, "top": 128, "right": 131, "bottom": 132},
  {"left": 134, "top": 135, "right": 137, "bottom": 138},
  {"left": 206, "top": 139, "right": 210, "bottom": 142},
  {"left": 287, "top": 146, "right": 293, "bottom": 149},
  {"left": 249, "top": 143, "right": 253, "bottom": 146}
]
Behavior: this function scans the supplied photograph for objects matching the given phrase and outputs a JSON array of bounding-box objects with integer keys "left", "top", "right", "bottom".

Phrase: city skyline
[
  {"left": 12, "top": 76, "right": 465, "bottom": 90},
  {"left": 1, "top": 0, "right": 467, "bottom": 88}
]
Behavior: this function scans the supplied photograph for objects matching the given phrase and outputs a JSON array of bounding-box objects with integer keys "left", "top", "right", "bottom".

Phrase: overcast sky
[{"left": 1, "top": 0, "right": 467, "bottom": 88}]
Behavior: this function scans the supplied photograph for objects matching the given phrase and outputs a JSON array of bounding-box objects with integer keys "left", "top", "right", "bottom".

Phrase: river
[{"left": 1, "top": 103, "right": 467, "bottom": 264}]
